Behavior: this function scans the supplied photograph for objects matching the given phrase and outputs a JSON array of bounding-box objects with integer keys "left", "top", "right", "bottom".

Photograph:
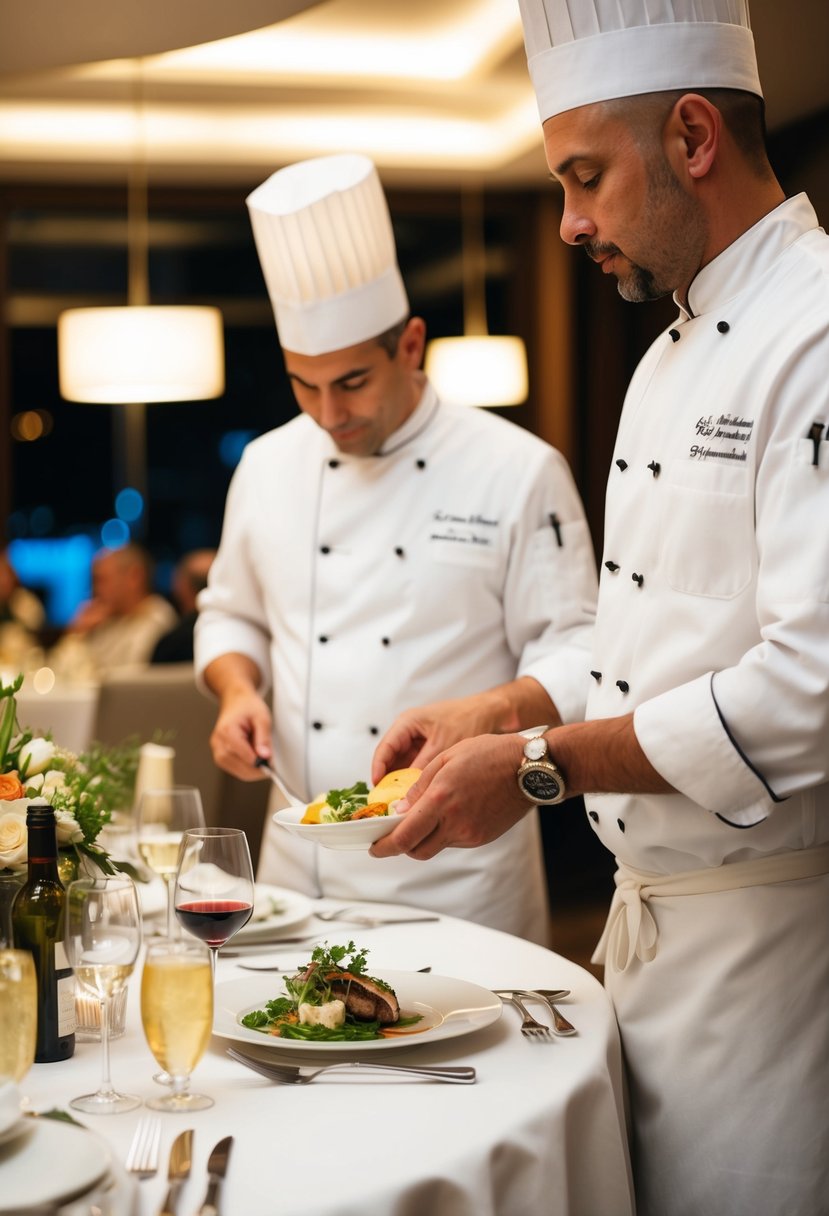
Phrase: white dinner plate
[
  {"left": 213, "top": 970, "right": 502, "bottom": 1053},
  {"left": 0, "top": 1080, "right": 20, "bottom": 1136},
  {"left": 233, "top": 883, "right": 314, "bottom": 942},
  {"left": 0, "top": 1117, "right": 112, "bottom": 1213},
  {"left": 273, "top": 805, "right": 405, "bottom": 851}
]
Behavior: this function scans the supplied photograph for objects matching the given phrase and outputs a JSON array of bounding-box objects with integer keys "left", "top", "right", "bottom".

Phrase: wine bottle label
[
  {"left": 55, "top": 941, "right": 69, "bottom": 969},
  {"left": 57, "top": 973, "right": 77, "bottom": 1036}
]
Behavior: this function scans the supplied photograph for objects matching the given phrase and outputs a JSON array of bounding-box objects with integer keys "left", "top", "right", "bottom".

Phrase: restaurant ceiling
[{"left": 0, "top": 0, "right": 827, "bottom": 190}]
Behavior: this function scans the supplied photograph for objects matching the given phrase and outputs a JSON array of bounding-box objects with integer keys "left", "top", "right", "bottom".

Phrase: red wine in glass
[
  {"left": 176, "top": 900, "right": 253, "bottom": 947},
  {"left": 173, "top": 827, "right": 255, "bottom": 976}
]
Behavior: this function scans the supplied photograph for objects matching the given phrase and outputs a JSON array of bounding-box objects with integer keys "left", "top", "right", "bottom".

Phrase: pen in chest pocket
[
  {"left": 807, "top": 420, "right": 825, "bottom": 466},
  {"left": 549, "top": 513, "right": 563, "bottom": 547}
]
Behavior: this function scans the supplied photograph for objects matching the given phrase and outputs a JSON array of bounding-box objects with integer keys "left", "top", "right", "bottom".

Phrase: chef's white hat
[
  {"left": 246, "top": 153, "right": 409, "bottom": 356},
  {"left": 517, "top": 0, "right": 762, "bottom": 124}
]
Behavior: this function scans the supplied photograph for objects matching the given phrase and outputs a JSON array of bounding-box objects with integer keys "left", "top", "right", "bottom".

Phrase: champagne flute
[
  {"left": 0, "top": 949, "right": 37, "bottom": 1085},
  {"left": 135, "top": 786, "right": 205, "bottom": 939},
  {"left": 140, "top": 938, "right": 213, "bottom": 1112},
  {"left": 65, "top": 877, "right": 142, "bottom": 1114},
  {"left": 174, "top": 827, "right": 254, "bottom": 978}
]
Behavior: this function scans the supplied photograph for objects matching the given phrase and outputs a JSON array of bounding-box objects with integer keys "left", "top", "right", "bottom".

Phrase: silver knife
[
  {"left": 158, "top": 1128, "right": 193, "bottom": 1216},
  {"left": 197, "top": 1135, "right": 233, "bottom": 1216}
]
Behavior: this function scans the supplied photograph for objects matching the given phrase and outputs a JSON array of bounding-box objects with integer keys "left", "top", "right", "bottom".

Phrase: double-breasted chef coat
[
  {"left": 586, "top": 195, "right": 829, "bottom": 1216},
  {"left": 196, "top": 384, "right": 598, "bottom": 943}
]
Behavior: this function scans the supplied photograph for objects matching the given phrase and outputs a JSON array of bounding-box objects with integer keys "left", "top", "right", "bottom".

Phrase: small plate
[
  {"left": 233, "top": 883, "right": 313, "bottom": 942},
  {"left": 273, "top": 805, "right": 405, "bottom": 851},
  {"left": 213, "top": 970, "right": 502, "bottom": 1053},
  {"left": 0, "top": 1117, "right": 112, "bottom": 1213}
]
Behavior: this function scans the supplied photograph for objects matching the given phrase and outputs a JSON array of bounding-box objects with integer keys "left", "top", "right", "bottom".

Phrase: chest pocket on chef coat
[
  {"left": 659, "top": 460, "right": 754, "bottom": 599},
  {"left": 529, "top": 519, "right": 595, "bottom": 618},
  {"left": 426, "top": 520, "right": 500, "bottom": 571}
]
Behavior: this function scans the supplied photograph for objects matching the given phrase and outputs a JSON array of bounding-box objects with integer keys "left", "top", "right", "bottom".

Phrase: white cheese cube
[{"left": 298, "top": 999, "right": 346, "bottom": 1029}]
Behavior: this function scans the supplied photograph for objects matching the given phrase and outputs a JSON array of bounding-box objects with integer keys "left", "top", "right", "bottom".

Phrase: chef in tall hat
[
  {"left": 372, "top": 4, "right": 829, "bottom": 1213},
  {"left": 195, "top": 153, "right": 598, "bottom": 942}
]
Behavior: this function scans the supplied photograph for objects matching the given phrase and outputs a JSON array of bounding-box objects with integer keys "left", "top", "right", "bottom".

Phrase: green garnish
[
  {"left": 239, "top": 941, "right": 422, "bottom": 1042},
  {"left": 322, "top": 782, "right": 369, "bottom": 822}
]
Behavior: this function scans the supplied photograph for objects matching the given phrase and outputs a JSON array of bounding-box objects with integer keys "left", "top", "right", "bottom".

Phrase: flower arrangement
[{"left": 0, "top": 673, "right": 139, "bottom": 878}]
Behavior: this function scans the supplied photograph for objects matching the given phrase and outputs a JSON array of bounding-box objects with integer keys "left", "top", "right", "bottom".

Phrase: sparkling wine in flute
[
  {"left": 141, "top": 940, "right": 214, "bottom": 1112},
  {"left": 0, "top": 948, "right": 37, "bottom": 1083},
  {"left": 137, "top": 832, "right": 183, "bottom": 880},
  {"left": 73, "top": 962, "right": 135, "bottom": 1000}
]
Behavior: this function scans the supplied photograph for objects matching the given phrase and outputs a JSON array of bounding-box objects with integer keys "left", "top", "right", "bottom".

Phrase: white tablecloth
[{"left": 21, "top": 902, "right": 634, "bottom": 1216}]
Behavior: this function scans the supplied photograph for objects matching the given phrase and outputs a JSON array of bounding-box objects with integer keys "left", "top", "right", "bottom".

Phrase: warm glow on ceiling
[{"left": 0, "top": 0, "right": 543, "bottom": 184}]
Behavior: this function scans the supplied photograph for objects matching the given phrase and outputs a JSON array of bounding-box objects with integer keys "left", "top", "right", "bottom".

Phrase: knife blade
[
  {"left": 197, "top": 1135, "right": 233, "bottom": 1216},
  {"left": 158, "top": 1128, "right": 193, "bottom": 1216}
]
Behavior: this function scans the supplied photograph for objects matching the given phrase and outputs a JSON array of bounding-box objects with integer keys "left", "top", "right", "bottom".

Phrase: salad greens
[
  {"left": 320, "top": 782, "right": 370, "bottom": 822},
  {"left": 240, "top": 941, "right": 421, "bottom": 1042}
]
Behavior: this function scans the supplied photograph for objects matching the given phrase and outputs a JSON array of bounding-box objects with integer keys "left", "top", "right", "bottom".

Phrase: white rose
[
  {"left": 0, "top": 807, "right": 28, "bottom": 868},
  {"left": 54, "top": 809, "right": 84, "bottom": 846},
  {"left": 40, "top": 770, "right": 66, "bottom": 798},
  {"left": 19, "top": 737, "right": 57, "bottom": 777},
  {"left": 25, "top": 773, "right": 44, "bottom": 792}
]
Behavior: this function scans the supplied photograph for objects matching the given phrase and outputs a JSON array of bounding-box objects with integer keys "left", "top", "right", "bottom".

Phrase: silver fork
[
  {"left": 125, "top": 1116, "right": 161, "bottom": 1179},
  {"left": 520, "top": 989, "right": 577, "bottom": 1036},
  {"left": 494, "top": 991, "right": 552, "bottom": 1039},
  {"left": 315, "top": 906, "right": 439, "bottom": 927},
  {"left": 226, "top": 1047, "right": 475, "bottom": 1083}
]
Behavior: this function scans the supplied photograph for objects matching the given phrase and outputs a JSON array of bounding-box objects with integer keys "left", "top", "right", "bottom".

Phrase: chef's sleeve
[{"left": 194, "top": 450, "right": 273, "bottom": 695}]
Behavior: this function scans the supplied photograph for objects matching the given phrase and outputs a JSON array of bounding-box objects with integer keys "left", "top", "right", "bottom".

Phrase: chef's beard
[{"left": 586, "top": 153, "right": 706, "bottom": 304}]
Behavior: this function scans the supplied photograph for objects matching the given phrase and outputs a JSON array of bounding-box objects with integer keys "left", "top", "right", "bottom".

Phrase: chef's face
[
  {"left": 543, "top": 99, "right": 706, "bottom": 302},
  {"left": 284, "top": 318, "right": 426, "bottom": 456}
]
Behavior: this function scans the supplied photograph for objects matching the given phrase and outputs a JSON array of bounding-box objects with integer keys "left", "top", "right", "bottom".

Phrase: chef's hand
[
  {"left": 371, "top": 678, "right": 559, "bottom": 784},
  {"left": 370, "top": 733, "right": 529, "bottom": 860},
  {"left": 203, "top": 655, "right": 273, "bottom": 781}
]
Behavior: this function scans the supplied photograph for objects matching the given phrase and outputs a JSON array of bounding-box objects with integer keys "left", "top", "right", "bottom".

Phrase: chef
[
  {"left": 371, "top": 3, "right": 829, "bottom": 1212},
  {"left": 194, "top": 153, "right": 598, "bottom": 943}
]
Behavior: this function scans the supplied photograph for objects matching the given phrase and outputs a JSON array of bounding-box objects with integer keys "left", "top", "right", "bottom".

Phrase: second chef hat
[
  {"left": 517, "top": 0, "right": 763, "bottom": 124},
  {"left": 246, "top": 154, "right": 409, "bottom": 357}
]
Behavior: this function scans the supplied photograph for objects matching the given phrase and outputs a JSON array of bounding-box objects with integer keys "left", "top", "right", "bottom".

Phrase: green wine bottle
[{"left": 12, "top": 806, "right": 76, "bottom": 1062}]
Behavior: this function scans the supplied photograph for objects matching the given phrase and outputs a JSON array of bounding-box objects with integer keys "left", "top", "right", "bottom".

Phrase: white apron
[
  {"left": 585, "top": 197, "right": 829, "bottom": 1214},
  {"left": 197, "top": 385, "right": 598, "bottom": 943}
]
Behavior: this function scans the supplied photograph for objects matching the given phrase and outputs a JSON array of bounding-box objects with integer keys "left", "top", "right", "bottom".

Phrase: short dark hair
[
  {"left": 608, "top": 88, "right": 772, "bottom": 178},
  {"left": 374, "top": 318, "right": 409, "bottom": 359}
]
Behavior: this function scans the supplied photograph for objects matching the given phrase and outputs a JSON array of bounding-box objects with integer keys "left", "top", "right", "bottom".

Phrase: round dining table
[{"left": 17, "top": 899, "right": 634, "bottom": 1216}]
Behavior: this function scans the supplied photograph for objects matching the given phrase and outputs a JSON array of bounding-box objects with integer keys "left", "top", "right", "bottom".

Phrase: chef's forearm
[
  {"left": 487, "top": 675, "right": 563, "bottom": 734},
  {"left": 203, "top": 653, "right": 264, "bottom": 703},
  {"left": 546, "top": 714, "right": 674, "bottom": 797}
]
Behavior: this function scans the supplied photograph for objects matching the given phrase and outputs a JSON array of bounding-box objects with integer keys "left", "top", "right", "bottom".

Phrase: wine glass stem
[
  {"left": 165, "top": 875, "right": 176, "bottom": 940},
  {"left": 98, "top": 996, "right": 114, "bottom": 1097},
  {"left": 209, "top": 947, "right": 218, "bottom": 981}
]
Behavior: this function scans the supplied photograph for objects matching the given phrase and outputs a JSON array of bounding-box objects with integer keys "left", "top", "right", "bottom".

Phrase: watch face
[
  {"left": 523, "top": 737, "right": 548, "bottom": 761},
  {"left": 521, "top": 767, "right": 562, "bottom": 803}
]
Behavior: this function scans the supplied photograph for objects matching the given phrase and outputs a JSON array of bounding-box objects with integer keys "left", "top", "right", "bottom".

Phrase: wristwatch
[{"left": 516, "top": 726, "right": 567, "bottom": 805}]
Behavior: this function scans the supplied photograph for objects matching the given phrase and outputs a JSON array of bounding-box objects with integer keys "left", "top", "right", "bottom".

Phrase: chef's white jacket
[
  {"left": 588, "top": 195, "right": 829, "bottom": 1215},
  {"left": 196, "top": 384, "right": 597, "bottom": 941}
]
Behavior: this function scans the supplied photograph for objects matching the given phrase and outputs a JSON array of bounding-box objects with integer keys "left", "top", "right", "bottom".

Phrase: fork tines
[{"left": 125, "top": 1116, "right": 161, "bottom": 1178}]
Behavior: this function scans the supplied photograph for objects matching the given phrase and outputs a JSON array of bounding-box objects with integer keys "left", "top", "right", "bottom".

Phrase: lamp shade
[
  {"left": 58, "top": 305, "right": 225, "bottom": 403},
  {"left": 425, "top": 335, "right": 528, "bottom": 407}
]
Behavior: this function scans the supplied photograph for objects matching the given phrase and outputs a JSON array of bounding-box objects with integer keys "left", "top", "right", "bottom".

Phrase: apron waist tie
[{"left": 592, "top": 842, "right": 829, "bottom": 973}]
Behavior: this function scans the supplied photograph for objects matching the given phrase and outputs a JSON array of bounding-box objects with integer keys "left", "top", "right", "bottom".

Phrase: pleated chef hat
[
  {"left": 517, "top": 0, "right": 762, "bottom": 124},
  {"left": 246, "top": 154, "right": 409, "bottom": 356}
]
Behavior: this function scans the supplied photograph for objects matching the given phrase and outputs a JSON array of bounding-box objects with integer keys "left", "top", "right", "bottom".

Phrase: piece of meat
[{"left": 327, "top": 970, "right": 400, "bottom": 1024}]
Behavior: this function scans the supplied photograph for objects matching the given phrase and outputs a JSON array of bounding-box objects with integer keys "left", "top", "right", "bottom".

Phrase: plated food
[
  {"left": 240, "top": 942, "right": 424, "bottom": 1042},
  {"left": 214, "top": 970, "right": 503, "bottom": 1054},
  {"left": 301, "top": 768, "right": 421, "bottom": 824},
  {"left": 274, "top": 770, "right": 421, "bottom": 851}
]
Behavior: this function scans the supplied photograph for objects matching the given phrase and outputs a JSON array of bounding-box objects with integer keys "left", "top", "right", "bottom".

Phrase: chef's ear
[
  {"left": 398, "top": 316, "right": 427, "bottom": 369},
  {"left": 664, "top": 93, "right": 720, "bottom": 183}
]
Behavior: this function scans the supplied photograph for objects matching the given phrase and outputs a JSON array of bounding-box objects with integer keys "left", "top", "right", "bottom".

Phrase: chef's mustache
[{"left": 584, "top": 241, "right": 621, "bottom": 262}]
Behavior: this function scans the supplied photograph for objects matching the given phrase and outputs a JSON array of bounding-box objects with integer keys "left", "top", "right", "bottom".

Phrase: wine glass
[
  {"left": 135, "top": 786, "right": 205, "bottom": 939},
  {"left": 0, "top": 949, "right": 37, "bottom": 1085},
  {"left": 174, "top": 827, "right": 254, "bottom": 978},
  {"left": 140, "top": 938, "right": 214, "bottom": 1112},
  {"left": 64, "top": 876, "right": 142, "bottom": 1114}
]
